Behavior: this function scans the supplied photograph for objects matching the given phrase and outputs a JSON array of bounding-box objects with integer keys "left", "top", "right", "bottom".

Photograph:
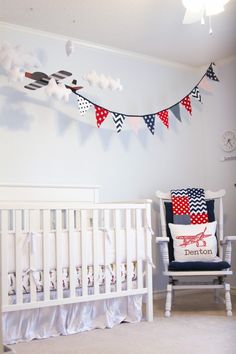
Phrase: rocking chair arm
[
  {"left": 156, "top": 237, "right": 169, "bottom": 243},
  {"left": 220, "top": 236, "right": 236, "bottom": 245}
]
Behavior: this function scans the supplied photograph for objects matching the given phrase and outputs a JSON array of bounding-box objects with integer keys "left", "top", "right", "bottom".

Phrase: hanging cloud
[
  {"left": 0, "top": 41, "right": 41, "bottom": 82},
  {"left": 83, "top": 70, "right": 123, "bottom": 91},
  {"left": 45, "top": 78, "right": 71, "bottom": 102}
]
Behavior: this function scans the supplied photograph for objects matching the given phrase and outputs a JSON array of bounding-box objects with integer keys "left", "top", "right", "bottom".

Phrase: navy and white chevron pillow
[{"left": 171, "top": 188, "right": 209, "bottom": 224}]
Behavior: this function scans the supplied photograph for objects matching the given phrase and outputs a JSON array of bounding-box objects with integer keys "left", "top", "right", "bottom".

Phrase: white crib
[{"left": 0, "top": 185, "right": 153, "bottom": 344}]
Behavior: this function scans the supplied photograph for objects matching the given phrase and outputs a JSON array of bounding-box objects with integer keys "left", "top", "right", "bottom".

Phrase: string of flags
[{"left": 75, "top": 63, "right": 219, "bottom": 135}]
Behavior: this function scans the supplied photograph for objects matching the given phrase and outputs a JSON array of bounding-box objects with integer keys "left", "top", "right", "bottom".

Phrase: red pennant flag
[
  {"left": 157, "top": 110, "right": 169, "bottom": 128},
  {"left": 181, "top": 96, "right": 192, "bottom": 116},
  {"left": 95, "top": 106, "right": 109, "bottom": 128}
]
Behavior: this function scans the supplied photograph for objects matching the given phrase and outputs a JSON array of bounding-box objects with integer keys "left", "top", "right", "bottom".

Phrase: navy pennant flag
[
  {"left": 191, "top": 87, "right": 202, "bottom": 103},
  {"left": 111, "top": 113, "right": 126, "bottom": 133},
  {"left": 143, "top": 114, "right": 155, "bottom": 135},
  {"left": 170, "top": 103, "right": 182, "bottom": 122},
  {"left": 77, "top": 96, "right": 92, "bottom": 116},
  {"left": 206, "top": 64, "right": 219, "bottom": 82}
]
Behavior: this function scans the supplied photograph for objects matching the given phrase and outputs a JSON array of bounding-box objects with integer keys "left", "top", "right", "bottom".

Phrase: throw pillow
[{"left": 169, "top": 221, "right": 217, "bottom": 262}]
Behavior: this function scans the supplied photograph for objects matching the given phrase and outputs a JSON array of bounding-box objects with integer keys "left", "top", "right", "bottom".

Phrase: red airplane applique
[
  {"left": 24, "top": 70, "right": 83, "bottom": 92},
  {"left": 176, "top": 227, "right": 211, "bottom": 247}
]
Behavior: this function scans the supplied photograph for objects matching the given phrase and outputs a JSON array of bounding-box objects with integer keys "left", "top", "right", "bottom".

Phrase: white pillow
[{"left": 169, "top": 221, "right": 217, "bottom": 262}]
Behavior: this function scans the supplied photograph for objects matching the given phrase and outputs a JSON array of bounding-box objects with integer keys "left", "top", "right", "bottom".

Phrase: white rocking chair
[{"left": 156, "top": 189, "right": 236, "bottom": 317}]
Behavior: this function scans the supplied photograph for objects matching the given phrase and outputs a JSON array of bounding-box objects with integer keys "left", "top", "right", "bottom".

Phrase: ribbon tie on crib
[
  {"left": 22, "top": 268, "right": 38, "bottom": 286},
  {"left": 24, "top": 232, "right": 37, "bottom": 255}
]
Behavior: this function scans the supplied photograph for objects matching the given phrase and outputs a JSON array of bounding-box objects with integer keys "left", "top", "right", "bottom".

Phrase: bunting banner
[
  {"left": 24, "top": 62, "right": 219, "bottom": 135},
  {"left": 74, "top": 63, "right": 219, "bottom": 134}
]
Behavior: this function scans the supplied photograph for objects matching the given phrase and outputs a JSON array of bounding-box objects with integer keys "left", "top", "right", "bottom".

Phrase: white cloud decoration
[
  {"left": 83, "top": 70, "right": 123, "bottom": 91},
  {"left": 65, "top": 40, "right": 74, "bottom": 56},
  {"left": 0, "top": 41, "right": 41, "bottom": 82},
  {"left": 45, "top": 78, "right": 71, "bottom": 102}
]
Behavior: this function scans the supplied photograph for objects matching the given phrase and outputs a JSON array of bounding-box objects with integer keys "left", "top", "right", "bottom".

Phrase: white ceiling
[{"left": 0, "top": 0, "right": 236, "bottom": 66}]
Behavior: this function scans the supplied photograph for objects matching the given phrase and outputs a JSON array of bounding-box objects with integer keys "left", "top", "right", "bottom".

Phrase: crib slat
[
  {"left": 15, "top": 210, "right": 23, "bottom": 304},
  {"left": 125, "top": 209, "right": 132, "bottom": 291},
  {"left": 29, "top": 210, "right": 38, "bottom": 302},
  {"left": 135, "top": 209, "right": 143, "bottom": 289},
  {"left": 104, "top": 209, "right": 111, "bottom": 294},
  {"left": 114, "top": 209, "right": 121, "bottom": 292},
  {"left": 68, "top": 209, "right": 76, "bottom": 297},
  {"left": 81, "top": 210, "right": 88, "bottom": 296},
  {"left": 43, "top": 210, "right": 50, "bottom": 301},
  {"left": 56, "top": 210, "right": 63, "bottom": 299},
  {"left": 1, "top": 210, "right": 9, "bottom": 306},
  {"left": 92, "top": 209, "right": 99, "bottom": 295}
]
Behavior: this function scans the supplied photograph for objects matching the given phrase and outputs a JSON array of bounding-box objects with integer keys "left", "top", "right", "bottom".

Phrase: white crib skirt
[{"left": 3, "top": 295, "right": 143, "bottom": 344}]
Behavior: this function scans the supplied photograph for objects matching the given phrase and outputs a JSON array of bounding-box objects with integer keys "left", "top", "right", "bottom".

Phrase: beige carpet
[{"left": 10, "top": 292, "right": 236, "bottom": 354}]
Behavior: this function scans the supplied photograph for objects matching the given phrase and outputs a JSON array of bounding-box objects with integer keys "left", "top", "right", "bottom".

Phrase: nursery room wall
[{"left": 0, "top": 22, "right": 235, "bottom": 290}]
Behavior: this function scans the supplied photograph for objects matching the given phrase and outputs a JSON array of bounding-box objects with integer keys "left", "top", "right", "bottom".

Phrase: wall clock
[{"left": 221, "top": 130, "right": 236, "bottom": 152}]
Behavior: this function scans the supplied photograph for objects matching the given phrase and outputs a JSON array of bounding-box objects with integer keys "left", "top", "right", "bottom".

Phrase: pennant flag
[
  {"left": 199, "top": 76, "right": 212, "bottom": 92},
  {"left": 157, "top": 110, "right": 169, "bottom": 128},
  {"left": 170, "top": 103, "right": 182, "bottom": 122},
  {"left": 111, "top": 113, "right": 126, "bottom": 133},
  {"left": 77, "top": 96, "right": 92, "bottom": 116},
  {"left": 128, "top": 116, "right": 141, "bottom": 134},
  {"left": 143, "top": 114, "right": 155, "bottom": 135},
  {"left": 191, "top": 87, "right": 202, "bottom": 103},
  {"left": 206, "top": 65, "right": 219, "bottom": 82},
  {"left": 95, "top": 106, "right": 109, "bottom": 128},
  {"left": 181, "top": 96, "right": 192, "bottom": 116}
]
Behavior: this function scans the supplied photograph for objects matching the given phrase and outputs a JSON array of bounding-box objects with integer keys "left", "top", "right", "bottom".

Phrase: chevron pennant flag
[
  {"left": 95, "top": 106, "right": 109, "bottom": 128},
  {"left": 171, "top": 188, "right": 209, "bottom": 225},
  {"left": 181, "top": 96, "right": 192, "bottom": 116},
  {"left": 111, "top": 113, "right": 126, "bottom": 133},
  {"left": 206, "top": 64, "right": 219, "bottom": 82},
  {"left": 191, "top": 87, "right": 202, "bottom": 103},
  {"left": 157, "top": 110, "right": 169, "bottom": 128},
  {"left": 170, "top": 104, "right": 182, "bottom": 122},
  {"left": 77, "top": 96, "right": 92, "bottom": 116},
  {"left": 143, "top": 114, "right": 155, "bottom": 135}
]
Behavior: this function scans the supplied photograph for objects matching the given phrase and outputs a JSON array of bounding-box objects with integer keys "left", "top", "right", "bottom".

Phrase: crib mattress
[{"left": 8, "top": 262, "right": 137, "bottom": 295}]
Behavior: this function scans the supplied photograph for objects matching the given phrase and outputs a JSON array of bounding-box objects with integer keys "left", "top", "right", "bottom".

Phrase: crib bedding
[
  {"left": 7, "top": 229, "right": 146, "bottom": 273},
  {"left": 8, "top": 262, "right": 137, "bottom": 296}
]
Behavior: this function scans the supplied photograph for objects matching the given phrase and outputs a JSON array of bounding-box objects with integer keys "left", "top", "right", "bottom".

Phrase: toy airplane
[
  {"left": 176, "top": 227, "right": 211, "bottom": 247},
  {"left": 24, "top": 70, "right": 83, "bottom": 92}
]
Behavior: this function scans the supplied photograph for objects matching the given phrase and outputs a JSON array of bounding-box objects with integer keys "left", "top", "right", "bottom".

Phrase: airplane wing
[{"left": 24, "top": 70, "right": 72, "bottom": 90}]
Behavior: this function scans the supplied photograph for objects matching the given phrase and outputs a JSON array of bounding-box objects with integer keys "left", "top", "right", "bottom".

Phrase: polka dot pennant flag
[
  {"left": 77, "top": 96, "right": 92, "bottom": 116},
  {"left": 95, "top": 106, "right": 109, "bottom": 128},
  {"left": 191, "top": 86, "right": 202, "bottom": 103},
  {"left": 206, "top": 64, "right": 219, "bottom": 82},
  {"left": 157, "top": 110, "right": 169, "bottom": 128},
  {"left": 143, "top": 114, "right": 155, "bottom": 135},
  {"left": 181, "top": 96, "right": 192, "bottom": 116},
  {"left": 111, "top": 113, "right": 126, "bottom": 133}
]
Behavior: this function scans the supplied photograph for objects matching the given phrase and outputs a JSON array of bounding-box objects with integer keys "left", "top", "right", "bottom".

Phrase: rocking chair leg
[
  {"left": 165, "top": 284, "right": 172, "bottom": 317},
  {"left": 225, "top": 283, "right": 232, "bottom": 316},
  {"left": 214, "top": 289, "right": 220, "bottom": 304}
]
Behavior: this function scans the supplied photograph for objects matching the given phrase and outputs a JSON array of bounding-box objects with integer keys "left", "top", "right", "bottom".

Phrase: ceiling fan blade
[{"left": 182, "top": 8, "right": 204, "bottom": 24}]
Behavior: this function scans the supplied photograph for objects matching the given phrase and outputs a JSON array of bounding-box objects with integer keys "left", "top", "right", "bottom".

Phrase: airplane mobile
[{"left": 24, "top": 70, "right": 83, "bottom": 92}]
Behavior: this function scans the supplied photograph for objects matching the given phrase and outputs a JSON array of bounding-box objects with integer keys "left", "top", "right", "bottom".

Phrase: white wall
[{"left": 0, "top": 23, "right": 235, "bottom": 289}]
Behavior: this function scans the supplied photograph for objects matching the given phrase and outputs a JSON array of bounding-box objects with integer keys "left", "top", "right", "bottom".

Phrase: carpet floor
[{"left": 9, "top": 292, "right": 236, "bottom": 354}]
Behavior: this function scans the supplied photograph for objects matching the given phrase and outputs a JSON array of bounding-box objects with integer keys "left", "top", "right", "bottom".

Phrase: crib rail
[{"left": 0, "top": 201, "right": 153, "bottom": 321}]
